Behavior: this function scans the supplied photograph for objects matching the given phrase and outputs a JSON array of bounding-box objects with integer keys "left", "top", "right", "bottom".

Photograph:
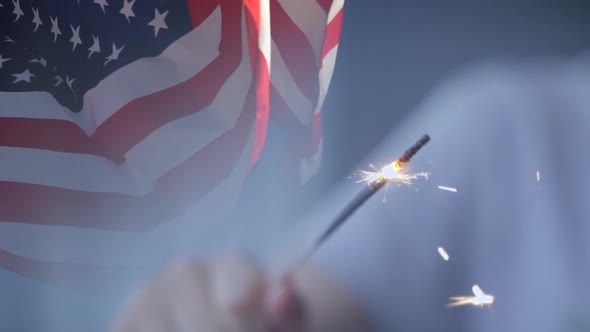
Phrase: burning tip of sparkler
[
  {"left": 356, "top": 166, "right": 429, "bottom": 187},
  {"left": 437, "top": 246, "right": 450, "bottom": 261},
  {"left": 448, "top": 284, "right": 495, "bottom": 308},
  {"left": 356, "top": 135, "right": 431, "bottom": 187},
  {"left": 381, "top": 164, "right": 399, "bottom": 180}
]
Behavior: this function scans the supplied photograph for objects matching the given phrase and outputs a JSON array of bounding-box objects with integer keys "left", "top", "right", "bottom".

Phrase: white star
[
  {"left": 66, "top": 76, "right": 78, "bottom": 98},
  {"left": 69, "top": 25, "right": 82, "bottom": 52},
  {"left": 120, "top": 0, "right": 135, "bottom": 23},
  {"left": 66, "top": 76, "right": 75, "bottom": 86},
  {"left": 88, "top": 34, "right": 100, "bottom": 59},
  {"left": 148, "top": 8, "right": 169, "bottom": 37},
  {"left": 12, "top": 0, "right": 24, "bottom": 22},
  {"left": 0, "top": 54, "right": 11, "bottom": 68},
  {"left": 53, "top": 75, "right": 63, "bottom": 87},
  {"left": 30, "top": 57, "right": 47, "bottom": 67},
  {"left": 12, "top": 69, "right": 35, "bottom": 83},
  {"left": 31, "top": 7, "right": 43, "bottom": 32},
  {"left": 50, "top": 16, "right": 62, "bottom": 43},
  {"left": 66, "top": 76, "right": 76, "bottom": 89},
  {"left": 94, "top": 0, "right": 109, "bottom": 13},
  {"left": 104, "top": 42, "right": 124, "bottom": 66}
]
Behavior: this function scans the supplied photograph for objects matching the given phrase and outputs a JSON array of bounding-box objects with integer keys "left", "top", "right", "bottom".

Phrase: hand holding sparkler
[{"left": 112, "top": 135, "right": 432, "bottom": 332}]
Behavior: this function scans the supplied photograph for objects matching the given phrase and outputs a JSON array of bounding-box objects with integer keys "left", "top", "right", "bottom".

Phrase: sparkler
[
  {"left": 292, "top": 135, "right": 431, "bottom": 272},
  {"left": 448, "top": 285, "right": 495, "bottom": 307},
  {"left": 357, "top": 135, "right": 431, "bottom": 187}
]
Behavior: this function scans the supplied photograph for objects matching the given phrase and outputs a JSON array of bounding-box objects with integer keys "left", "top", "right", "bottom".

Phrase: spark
[
  {"left": 448, "top": 284, "right": 495, "bottom": 308},
  {"left": 356, "top": 164, "right": 429, "bottom": 187},
  {"left": 437, "top": 246, "right": 449, "bottom": 261},
  {"left": 536, "top": 170, "right": 541, "bottom": 182},
  {"left": 438, "top": 186, "right": 457, "bottom": 193},
  {"left": 356, "top": 135, "right": 431, "bottom": 188}
]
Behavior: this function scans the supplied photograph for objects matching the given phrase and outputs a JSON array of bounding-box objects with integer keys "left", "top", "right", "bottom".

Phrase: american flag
[{"left": 0, "top": 0, "right": 344, "bottom": 285}]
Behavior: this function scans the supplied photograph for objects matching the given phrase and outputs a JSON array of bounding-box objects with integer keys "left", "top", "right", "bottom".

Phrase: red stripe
[
  {"left": 243, "top": 0, "right": 271, "bottom": 168},
  {"left": 187, "top": 0, "right": 222, "bottom": 28},
  {"left": 0, "top": 248, "right": 133, "bottom": 287},
  {"left": 0, "top": 0, "right": 242, "bottom": 161},
  {"left": 269, "top": 85, "right": 320, "bottom": 156},
  {"left": 249, "top": 52, "right": 270, "bottom": 169},
  {"left": 269, "top": 85, "right": 308, "bottom": 135},
  {"left": 0, "top": 119, "right": 123, "bottom": 163},
  {"left": 269, "top": 85, "right": 322, "bottom": 172},
  {"left": 0, "top": 1, "right": 264, "bottom": 281},
  {"left": 316, "top": 0, "right": 332, "bottom": 13},
  {"left": 93, "top": 0, "right": 243, "bottom": 158},
  {"left": 270, "top": 0, "right": 319, "bottom": 106},
  {"left": 320, "top": 7, "right": 343, "bottom": 64},
  {"left": 0, "top": 2, "right": 260, "bottom": 231},
  {"left": 0, "top": 72, "right": 258, "bottom": 231}
]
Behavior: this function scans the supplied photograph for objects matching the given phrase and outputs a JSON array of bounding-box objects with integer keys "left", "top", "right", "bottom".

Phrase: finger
[
  {"left": 210, "top": 252, "right": 269, "bottom": 331},
  {"left": 296, "top": 266, "right": 373, "bottom": 332},
  {"left": 157, "top": 258, "right": 217, "bottom": 332},
  {"left": 109, "top": 282, "right": 176, "bottom": 332},
  {"left": 112, "top": 258, "right": 216, "bottom": 332},
  {"left": 264, "top": 276, "right": 306, "bottom": 332}
]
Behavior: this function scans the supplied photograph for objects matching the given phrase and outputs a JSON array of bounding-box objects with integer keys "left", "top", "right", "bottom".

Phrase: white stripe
[
  {"left": 327, "top": 0, "right": 345, "bottom": 23},
  {"left": 0, "top": 91, "right": 79, "bottom": 121},
  {"left": 299, "top": 138, "right": 323, "bottom": 183},
  {"left": 270, "top": 40, "right": 314, "bottom": 126},
  {"left": 259, "top": 0, "right": 272, "bottom": 71},
  {"left": 0, "top": 147, "right": 148, "bottom": 194},
  {"left": 0, "top": 8, "right": 251, "bottom": 194},
  {"left": 0, "top": 125, "right": 257, "bottom": 266},
  {"left": 0, "top": 7, "right": 222, "bottom": 134},
  {"left": 126, "top": 9, "right": 251, "bottom": 184},
  {"left": 298, "top": 46, "right": 340, "bottom": 182},
  {"left": 314, "top": 44, "right": 339, "bottom": 115},
  {"left": 277, "top": 0, "right": 326, "bottom": 62}
]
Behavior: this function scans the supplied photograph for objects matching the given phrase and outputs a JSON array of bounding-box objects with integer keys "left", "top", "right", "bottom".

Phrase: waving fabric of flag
[{"left": 0, "top": 0, "right": 344, "bottom": 284}]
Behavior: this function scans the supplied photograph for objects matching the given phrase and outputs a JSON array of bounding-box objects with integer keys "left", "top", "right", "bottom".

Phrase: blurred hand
[{"left": 109, "top": 253, "right": 369, "bottom": 332}]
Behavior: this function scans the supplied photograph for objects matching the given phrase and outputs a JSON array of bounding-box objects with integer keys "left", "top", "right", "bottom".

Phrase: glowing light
[
  {"left": 536, "top": 171, "right": 541, "bottom": 182},
  {"left": 357, "top": 161, "right": 429, "bottom": 188},
  {"left": 438, "top": 186, "right": 457, "bottom": 193},
  {"left": 437, "top": 247, "right": 450, "bottom": 261},
  {"left": 381, "top": 164, "right": 398, "bottom": 179},
  {"left": 448, "top": 284, "right": 495, "bottom": 307}
]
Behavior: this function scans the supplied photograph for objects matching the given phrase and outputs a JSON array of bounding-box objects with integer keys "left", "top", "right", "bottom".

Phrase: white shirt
[{"left": 305, "top": 55, "right": 590, "bottom": 331}]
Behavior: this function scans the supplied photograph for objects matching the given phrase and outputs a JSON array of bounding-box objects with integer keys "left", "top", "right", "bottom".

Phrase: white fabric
[{"left": 304, "top": 55, "right": 590, "bottom": 331}]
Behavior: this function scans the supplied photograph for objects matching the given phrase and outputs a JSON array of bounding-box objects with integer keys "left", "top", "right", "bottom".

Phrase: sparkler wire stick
[{"left": 291, "top": 134, "right": 430, "bottom": 273}]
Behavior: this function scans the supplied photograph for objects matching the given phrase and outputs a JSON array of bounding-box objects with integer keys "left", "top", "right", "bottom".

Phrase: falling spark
[
  {"left": 437, "top": 246, "right": 450, "bottom": 261},
  {"left": 448, "top": 284, "right": 495, "bottom": 307},
  {"left": 438, "top": 186, "right": 457, "bottom": 193},
  {"left": 536, "top": 171, "right": 541, "bottom": 182}
]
